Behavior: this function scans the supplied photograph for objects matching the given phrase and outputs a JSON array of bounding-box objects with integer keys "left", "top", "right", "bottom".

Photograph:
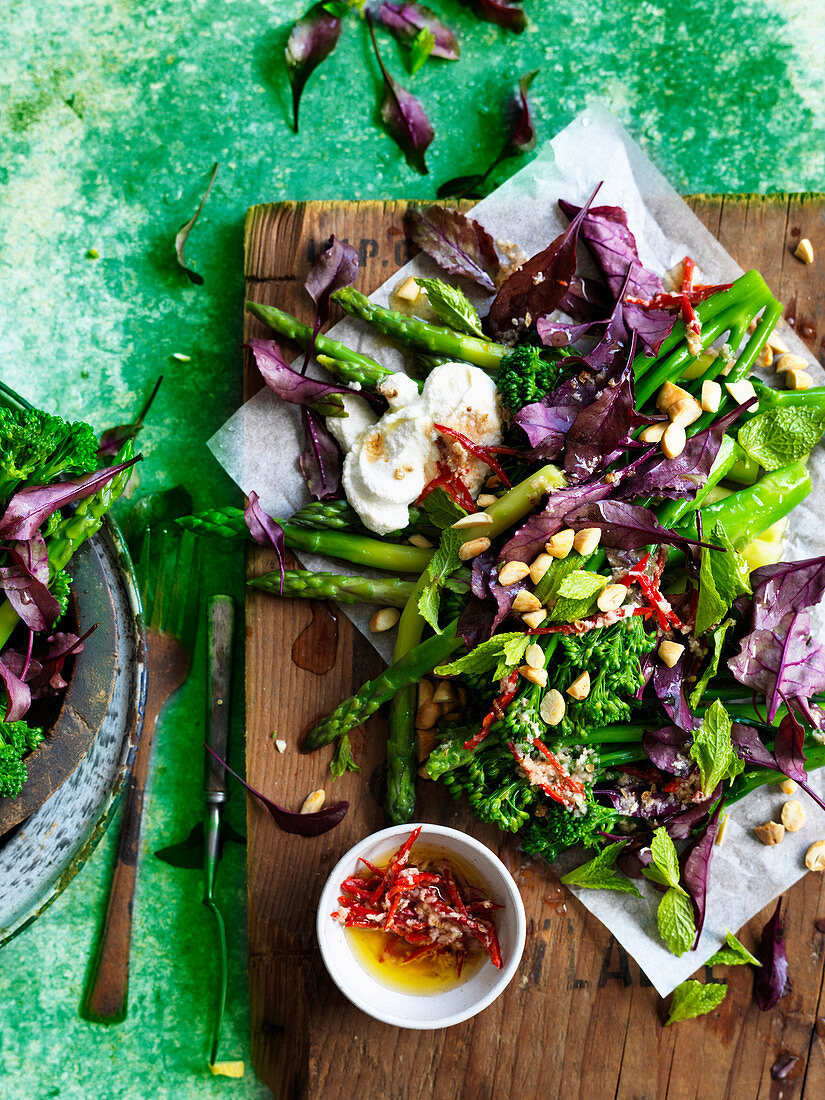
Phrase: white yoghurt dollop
[{"left": 333, "top": 362, "right": 503, "bottom": 535}]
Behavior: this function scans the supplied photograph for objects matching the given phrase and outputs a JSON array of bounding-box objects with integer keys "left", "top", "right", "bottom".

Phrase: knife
[{"left": 204, "top": 594, "right": 234, "bottom": 1067}]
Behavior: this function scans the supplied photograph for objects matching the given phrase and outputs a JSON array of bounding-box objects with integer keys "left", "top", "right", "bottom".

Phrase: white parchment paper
[{"left": 209, "top": 105, "right": 825, "bottom": 996}]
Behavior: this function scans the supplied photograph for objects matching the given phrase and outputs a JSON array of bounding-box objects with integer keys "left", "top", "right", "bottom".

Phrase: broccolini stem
[
  {"left": 301, "top": 621, "right": 461, "bottom": 752},
  {"left": 249, "top": 571, "right": 415, "bottom": 606},
  {"left": 385, "top": 573, "right": 430, "bottom": 825},
  {"left": 246, "top": 300, "right": 393, "bottom": 388},
  {"left": 332, "top": 287, "right": 508, "bottom": 371}
]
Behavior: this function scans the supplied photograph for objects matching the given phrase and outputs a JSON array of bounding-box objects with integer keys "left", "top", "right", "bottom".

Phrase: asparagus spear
[
  {"left": 302, "top": 622, "right": 461, "bottom": 752},
  {"left": 331, "top": 287, "right": 509, "bottom": 371},
  {"left": 246, "top": 300, "right": 393, "bottom": 389},
  {"left": 178, "top": 500, "right": 430, "bottom": 539},
  {"left": 249, "top": 570, "right": 415, "bottom": 606}
]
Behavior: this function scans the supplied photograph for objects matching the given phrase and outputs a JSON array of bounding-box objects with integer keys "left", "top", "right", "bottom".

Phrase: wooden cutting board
[{"left": 243, "top": 196, "right": 825, "bottom": 1100}]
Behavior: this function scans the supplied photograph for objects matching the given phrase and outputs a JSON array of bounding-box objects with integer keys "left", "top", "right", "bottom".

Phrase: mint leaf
[
  {"left": 706, "top": 929, "right": 761, "bottom": 968},
  {"left": 689, "top": 699, "right": 744, "bottom": 795},
  {"left": 415, "top": 278, "right": 484, "bottom": 337},
  {"left": 641, "top": 863, "right": 671, "bottom": 888},
  {"left": 555, "top": 571, "right": 609, "bottom": 600},
  {"left": 435, "top": 631, "right": 529, "bottom": 679},
  {"left": 666, "top": 979, "right": 727, "bottom": 1024},
  {"left": 330, "top": 732, "right": 360, "bottom": 778},
  {"left": 493, "top": 633, "right": 533, "bottom": 679},
  {"left": 409, "top": 27, "right": 435, "bottom": 74},
  {"left": 658, "top": 886, "right": 697, "bottom": 956},
  {"left": 689, "top": 618, "right": 734, "bottom": 710},
  {"left": 696, "top": 522, "right": 751, "bottom": 635},
  {"left": 650, "top": 825, "right": 682, "bottom": 889},
  {"left": 561, "top": 842, "right": 642, "bottom": 897},
  {"left": 738, "top": 406, "right": 825, "bottom": 472},
  {"left": 418, "top": 526, "right": 463, "bottom": 632},
  {"left": 422, "top": 488, "right": 467, "bottom": 529}
]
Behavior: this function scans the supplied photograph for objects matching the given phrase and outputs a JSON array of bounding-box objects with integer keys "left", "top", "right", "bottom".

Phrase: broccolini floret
[
  {"left": 0, "top": 720, "right": 45, "bottom": 799},
  {"left": 548, "top": 616, "right": 654, "bottom": 738},
  {"left": 496, "top": 344, "right": 563, "bottom": 412},
  {"left": 0, "top": 407, "right": 98, "bottom": 504},
  {"left": 521, "top": 788, "right": 618, "bottom": 864}
]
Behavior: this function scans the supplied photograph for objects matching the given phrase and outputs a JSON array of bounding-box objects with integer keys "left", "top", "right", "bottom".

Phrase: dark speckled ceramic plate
[{"left": 0, "top": 518, "right": 146, "bottom": 945}]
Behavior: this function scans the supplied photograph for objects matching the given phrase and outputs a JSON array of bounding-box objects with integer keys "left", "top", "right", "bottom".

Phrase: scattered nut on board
[
  {"left": 524, "top": 642, "right": 544, "bottom": 669},
  {"left": 518, "top": 664, "right": 547, "bottom": 687},
  {"left": 658, "top": 639, "right": 685, "bottom": 668},
  {"left": 529, "top": 552, "right": 554, "bottom": 586},
  {"left": 785, "top": 367, "right": 814, "bottom": 391},
  {"left": 794, "top": 238, "right": 814, "bottom": 264},
  {"left": 545, "top": 529, "right": 575, "bottom": 559},
  {"left": 300, "top": 789, "right": 326, "bottom": 814},
  {"left": 274, "top": 738, "right": 287, "bottom": 754},
  {"left": 498, "top": 560, "right": 531, "bottom": 586},
  {"left": 661, "top": 422, "right": 686, "bottom": 459},
  {"left": 805, "top": 840, "right": 825, "bottom": 872},
  {"left": 754, "top": 821, "right": 785, "bottom": 846},
  {"left": 512, "top": 589, "right": 542, "bottom": 613},
  {"left": 781, "top": 800, "right": 806, "bottom": 832},
  {"left": 573, "top": 527, "right": 602, "bottom": 556},
  {"left": 780, "top": 779, "right": 797, "bottom": 795},
  {"left": 415, "top": 701, "right": 441, "bottom": 730},
  {"left": 417, "top": 678, "right": 435, "bottom": 706},
  {"left": 597, "top": 583, "right": 628, "bottom": 613},
  {"left": 458, "top": 536, "right": 490, "bottom": 561},
  {"left": 522, "top": 609, "right": 547, "bottom": 628},
  {"left": 566, "top": 670, "right": 591, "bottom": 700}
]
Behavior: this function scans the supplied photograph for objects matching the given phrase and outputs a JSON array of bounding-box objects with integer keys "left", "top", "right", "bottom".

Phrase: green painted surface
[{"left": 0, "top": 0, "right": 823, "bottom": 1094}]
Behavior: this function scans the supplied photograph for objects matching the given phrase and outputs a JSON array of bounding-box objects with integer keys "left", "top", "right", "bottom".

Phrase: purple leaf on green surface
[
  {"left": 174, "top": 163, "right": 218, "bottom": 285},
  {"left": 458, "top": 0, "right": 527, "bottom": 33},
  {"left": 97, "top": 377, "right": 163, "bottom": 457},
  {"left": 245, "top": 491, "right": 286, "bottom": 595},
  {"left": 206, "top": 744, "right": 348, "bottom": 836},
  {"left": 286, "top": 3, "right": 344, "bottom": 134},
  {"left": 405, "top": 204, "right": 500, "bottom": 291},
  {"left": 754, "top": 897, "right": 790, "bottom": 1011},
  {"left": 367, "top": 14, "right": 434, "bottom": 174},
  {"left": 487, "top": 185, "right": 600, "bottom": 337},
  {"left": 506, "top": 69, "right": 538, "bottom": 153},
  {"left": 378, "top": 3, "right": 460, "bottom": 60},
  {"left": 0, "top": 456, "right": 140, "bottom": 542}
]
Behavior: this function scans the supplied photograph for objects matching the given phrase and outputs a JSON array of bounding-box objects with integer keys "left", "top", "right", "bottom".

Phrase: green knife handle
[{"left": 205, "top": 595, "right": 234, "bottom": 796}]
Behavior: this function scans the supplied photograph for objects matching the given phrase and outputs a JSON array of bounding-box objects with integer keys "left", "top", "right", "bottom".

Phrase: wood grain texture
[{"left": 244, "top": 196, "right": 825, "bottom": 1100}]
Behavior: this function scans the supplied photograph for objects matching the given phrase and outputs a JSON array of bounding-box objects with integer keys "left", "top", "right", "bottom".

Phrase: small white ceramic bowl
[{"left": 316, "top": 823, "right": 526, "bottom": 1029}]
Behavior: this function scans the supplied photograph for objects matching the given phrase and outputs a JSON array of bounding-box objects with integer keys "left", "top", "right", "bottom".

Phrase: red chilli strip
[
  {"left": 507, "top": 741, "right": 567, "bottom": 805},
  {"left": 463, "top": 670, "right": 520, "bottom": 751},
  {"left": 681, "top": 256, "right": 696, "bottom": 294},
  {"left": 418, "top": 463, "right": 476, "bottom": 513},
  {"left": 434, "top": 423, "right": 516, "bottom": 488},
  {"left": 625, "top": 284, "right": 733, "bottom": 311},
  {"left": 532, "top": 738, "right": 586, "bottom": 797}
]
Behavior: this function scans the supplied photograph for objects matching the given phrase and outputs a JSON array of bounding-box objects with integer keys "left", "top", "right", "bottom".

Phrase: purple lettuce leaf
[
  {"left": 557, "top": 198, "right": 674, "bottom": 355},
  {"left": 174, "top": 163, "right": 218, "bottom": 286},
  {"left": 378, "top": 3, "right": 460, "bottom": 60},
  {"left": 728, "top": 556, "right": 825, "bottom": 721},
  {"left": 499, "top": 481, "right": 613, "bottom": 563},
  {"left": 563, "top": 359, "right": 635, "bottom": 482},
  {"left": 405, "top": 204, "right": 500, "bottom": 291},
  {"left": 535, "top": 317, "right": 605, "bottom": 349},
  {"left": 299, "top": 408, "right": 341, "bottom": 500},
  {"left": 512, "top": 357, "right": 609, "bottom": 460},
  {"left": 731, "top": 719, "right": 825, "bottom": 814},
  {"left": 0, "top": 456, "right": 140, "bottom": 542},
  {"left": 247, "top": 337, "right": 371, "bottom": 416},
  {"left": 367, "top": 15, "right": 434, "bottom": 175},
  {"left": 285, "top": 3, "right": 343, "bottom": 134},
  {"left": 558, "top": 275, "right": 613, "bottom": 322},
  {"left": 305, "top": 234, "right": 360, "bottom": 328},
  {"left": 652, "top": 652, "right": 700, "bottom": 731},
  {"left": 458, "top": 0, "right": 527, "bottom": 33},
  {"left": 754, "top": 897, "right": 791, "bottom": 1011},
  {"left": 770, "top": 1054, "right": 799, "bottom": 1081},
  {"left": 616, "top": 403, "right": 751, "bottom": 501},
  {"left": 681, "top": 799, "right": 725, "bottom": 943},
  {"left": 562, "top": 499, "right": 717, "bottom": 554},
  {"left": 642, "top": 725, "right": 693, "bottom": 776},
  {"left": 98, "top": 376, "right": 163, "bottom": 457},
  {"left": 457, "top": 549, "right": 526, "bottom": 647},
  {"left": 0, "top": 656, "right": 31, "bottom": 721},
  {"left": 245, "top": 491, "right": 286, "bottom": 594},
  {"left": 487, "top": 186, "right": 600, "bottom": 338},
  {"left": 206, "top": 744, "right": 348, "bottom": 836},
  {"left": 0, "top": 540, "right": 61, "bottom": 632}
]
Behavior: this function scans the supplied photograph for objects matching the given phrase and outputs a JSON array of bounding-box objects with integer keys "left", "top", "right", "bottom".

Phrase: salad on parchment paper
[{"left": 185, "top": 189, "right": 825, "bottom": 1020}]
